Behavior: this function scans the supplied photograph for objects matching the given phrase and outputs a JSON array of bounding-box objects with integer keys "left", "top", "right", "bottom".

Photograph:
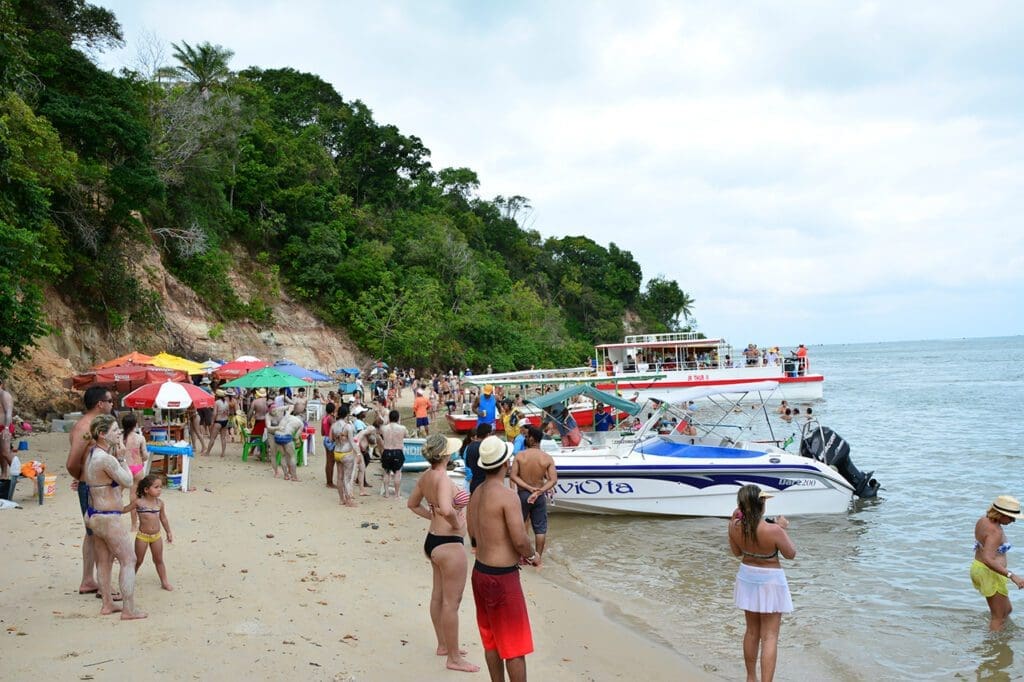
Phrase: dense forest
[{"left": 0, "top": 0, "right": 696, "bottom": 373}]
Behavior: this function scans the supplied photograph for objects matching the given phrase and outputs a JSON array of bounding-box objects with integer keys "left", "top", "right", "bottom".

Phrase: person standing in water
[
  {"left": 972, "top": 495, "right": 1024, "bottom": 631},
  {"left": 728, "top": 484, "right": 796, "bottom": 682}
]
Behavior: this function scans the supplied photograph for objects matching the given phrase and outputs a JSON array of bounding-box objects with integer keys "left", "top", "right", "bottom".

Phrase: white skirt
[{"left": 734, "top": 563, "right": 793, "bottom": 613}]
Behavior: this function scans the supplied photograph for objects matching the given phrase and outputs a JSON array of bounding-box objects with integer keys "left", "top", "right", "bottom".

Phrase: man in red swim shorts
[{"left": 467, "top": 436, "right": 538, "bottom": 681}]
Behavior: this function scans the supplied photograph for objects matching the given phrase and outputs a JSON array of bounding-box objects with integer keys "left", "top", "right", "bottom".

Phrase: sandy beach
[{"left": 0, "top": 403, "right": 713, "bottom": 680}]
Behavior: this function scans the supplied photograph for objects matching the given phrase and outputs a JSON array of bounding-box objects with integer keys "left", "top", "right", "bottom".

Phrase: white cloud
[{"left": 95, "top": 0, "right": 1024, "bottom": 343}]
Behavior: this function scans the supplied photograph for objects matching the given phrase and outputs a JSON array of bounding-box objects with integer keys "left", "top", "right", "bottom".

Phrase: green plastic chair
[{"left": 240, "top": 424, "right": 268, "bottom": 462}]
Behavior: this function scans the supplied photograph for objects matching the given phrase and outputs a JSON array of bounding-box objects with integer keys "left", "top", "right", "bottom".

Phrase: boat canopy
[
  {"left": 526, "top": 384, "right": 642, "bottom": 416},
  {"left": 651, "top": 381, "right": 780, "bottom": 404}
]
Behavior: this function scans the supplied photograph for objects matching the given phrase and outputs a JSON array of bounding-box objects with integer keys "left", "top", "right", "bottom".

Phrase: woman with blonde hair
[
  {"left": 408, "top": 434, "right": 478, "bottom": 674},
  {"left": 82, "top": 413, "right": 146, "bottom": 620},
  {"left": 972, "top": 495, "right": 1024, "bottom": 631},
  {"left": 728, "top": 484, "right": 795, "bottom": 682}
]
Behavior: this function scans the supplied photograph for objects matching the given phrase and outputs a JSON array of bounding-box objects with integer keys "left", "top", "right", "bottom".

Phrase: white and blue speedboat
[{"left": 548, "top": 381, "right": 879, "bottom": 517}]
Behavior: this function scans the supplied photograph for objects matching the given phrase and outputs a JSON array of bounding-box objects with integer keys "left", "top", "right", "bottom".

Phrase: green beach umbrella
[{"left": 220, "top": 366, "right": 311, "bottom": 389}]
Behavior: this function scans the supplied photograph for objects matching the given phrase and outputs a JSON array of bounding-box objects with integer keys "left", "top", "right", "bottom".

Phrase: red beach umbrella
[
  {"left": 121, "top": 380, "right": 215, "bottom": 409},
  {"left": 213, "top": 359, "right": 271, "bottom": 380}
]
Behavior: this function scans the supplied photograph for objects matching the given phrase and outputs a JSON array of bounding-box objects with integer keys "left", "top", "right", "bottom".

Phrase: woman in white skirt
[{"left": 728, "top": 484, "right": 797, "bottom": 682}]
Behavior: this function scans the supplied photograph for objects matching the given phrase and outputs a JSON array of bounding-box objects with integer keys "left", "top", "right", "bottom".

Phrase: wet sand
[{"left": 0, "top": 421, "right": 713, "bottom": 680}]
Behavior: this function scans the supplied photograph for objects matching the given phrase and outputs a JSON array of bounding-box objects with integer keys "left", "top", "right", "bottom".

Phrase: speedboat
[
  {"left": 402, "top": 438, "right": 464, "bottom": 472},
  {"left": 546, "top": 381, "right": 878, "bottom": 517}
]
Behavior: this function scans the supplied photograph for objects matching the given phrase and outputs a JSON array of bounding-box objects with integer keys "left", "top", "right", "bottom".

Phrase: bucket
[
  {"left": 166, "top": 473, "right": 183, "bottom": 490},
  {"left": 44, "top": 475, "right": 57, "bottom": 498},
  {"left": 18, "top": 440, "right": 28, "bottom": 451}
]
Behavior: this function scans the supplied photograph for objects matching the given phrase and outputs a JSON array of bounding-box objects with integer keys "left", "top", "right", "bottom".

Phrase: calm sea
[{"left": 543, "top": 336, "right": 1024, "bottom": 680}]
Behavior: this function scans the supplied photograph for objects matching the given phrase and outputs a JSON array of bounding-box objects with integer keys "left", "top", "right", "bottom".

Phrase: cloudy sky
[{"left": 94, "top": 1, "right": 1024, "bottom": 345}]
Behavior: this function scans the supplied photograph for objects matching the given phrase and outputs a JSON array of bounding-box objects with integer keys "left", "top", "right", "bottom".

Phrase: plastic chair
[
  {"left": 275, "top": 437, "right": 305, "bottom": 468},
  {"left": 240, "top": 425, "right": 267, "bottom": 462}
]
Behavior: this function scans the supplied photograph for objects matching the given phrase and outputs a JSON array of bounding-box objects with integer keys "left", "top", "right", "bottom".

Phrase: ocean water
[{"left": 544, "top": 336, "right": 1024, "bottom": 680}]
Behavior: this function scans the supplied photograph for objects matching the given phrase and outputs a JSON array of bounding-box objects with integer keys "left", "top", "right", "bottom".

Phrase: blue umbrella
[{"left": 273, "top": 360, "right": 332, "bottom": 382}]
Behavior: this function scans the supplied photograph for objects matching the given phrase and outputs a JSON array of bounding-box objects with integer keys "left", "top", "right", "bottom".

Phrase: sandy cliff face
[{"left": 7, "top": 241, "right": 363, "bottom": 418}]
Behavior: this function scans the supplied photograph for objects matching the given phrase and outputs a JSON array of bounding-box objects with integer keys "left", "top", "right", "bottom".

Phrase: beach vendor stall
[{"left": 121, "top": 380, "right": 214, "bottom": 492}]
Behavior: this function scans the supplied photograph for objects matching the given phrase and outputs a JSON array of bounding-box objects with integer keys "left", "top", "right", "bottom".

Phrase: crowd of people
[{"left": 2, "top": 357, "right": 1022, "bottom": 680}]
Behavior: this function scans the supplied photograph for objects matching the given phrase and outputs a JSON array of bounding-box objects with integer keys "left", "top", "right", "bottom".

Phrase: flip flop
[
  {"left": 360, "top": 521, "right": 370, "bottom": 528},
  {"left": 78, "top": 588, "right": 99, "bottom": 595},
  {"left": 370, "top": 523, "right": 379, "bottom": 530}
]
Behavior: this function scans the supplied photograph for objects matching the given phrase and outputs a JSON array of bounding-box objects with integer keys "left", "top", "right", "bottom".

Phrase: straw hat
[
  {"left": 482, "top": 384, "right": 494, "bottom": 395},
  {"left": 478, "top": 435, "right": 513, "bottom": 470},
  {"left": 255, "top": 388, "right": 267, "bottom": 397},
  {"left": 421, "top": 434, "right": 462, "bottom": 463},
  {"left": 215, "top": 389, "right": 226, "bottom": 397},
  {"left": 991, "top": 495, "right": 1024, "bottom": 519}
]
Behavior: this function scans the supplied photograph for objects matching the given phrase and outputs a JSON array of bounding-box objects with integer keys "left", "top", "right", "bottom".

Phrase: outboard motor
[{"left": 800, "top": 422, "right": 880, "bottom": 499}]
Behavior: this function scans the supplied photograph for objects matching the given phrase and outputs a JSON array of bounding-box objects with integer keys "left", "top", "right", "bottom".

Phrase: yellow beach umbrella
[{"left": 145, "top": 352, "right": 207, "bottom": 375}]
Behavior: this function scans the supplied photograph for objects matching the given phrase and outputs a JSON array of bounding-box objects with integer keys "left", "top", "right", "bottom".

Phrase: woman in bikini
[
  {"left": 972, "top": 495, "right": 1024, "bottom": 631},
  {"left": 81, "top": 414, "right": 146, "bottom": 620},
  {"left": 124, "top": 474, "right": 174, "bottom": 590},
  {"left": 408, "top": 434, "right": 479, "bottom": 674},
  {"left": 120, "top": 414, "right": 149, "bottom": 530},
  {"left": 728, "top": 484, "right": 796, "bottom": 682}
]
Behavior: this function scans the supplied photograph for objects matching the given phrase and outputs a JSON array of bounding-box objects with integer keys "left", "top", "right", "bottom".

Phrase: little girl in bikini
[
  {"left": 123, "top": 474, "right": 174, "bottom": 591},
  {"left": 121, "top": 414, "right": 149, "bottom": 530}
]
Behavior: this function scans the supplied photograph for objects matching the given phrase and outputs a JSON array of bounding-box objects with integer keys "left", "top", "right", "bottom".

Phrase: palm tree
[{"left": 167, "top": 41, "right": 235, "bottom": 96}]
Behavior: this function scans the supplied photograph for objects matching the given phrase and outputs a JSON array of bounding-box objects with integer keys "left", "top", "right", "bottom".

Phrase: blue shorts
[
  {"left": 416, "top": 417, "right": 429, "bottom": 427},
  {"left": 274, "top": 434, "right": 293, "bottom": 445},
  {"left": 323, "top": 437, "right": 335, "bottom": 451},
  {"left": 517, "top": 489, "right": 549, "bottom": 534}
]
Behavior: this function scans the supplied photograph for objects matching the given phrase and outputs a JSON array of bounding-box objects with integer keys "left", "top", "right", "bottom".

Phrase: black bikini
[{"left": 424, "top": 533, "right": 464, "bottom": 558}]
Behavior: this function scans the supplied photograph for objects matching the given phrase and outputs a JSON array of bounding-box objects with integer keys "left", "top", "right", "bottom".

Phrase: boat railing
[{"left": 624, "top": 332, "right": 703, "bottom": 344}]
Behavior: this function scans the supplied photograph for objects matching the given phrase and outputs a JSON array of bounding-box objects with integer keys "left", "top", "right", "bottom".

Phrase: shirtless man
[
  {"left": 268, "top": 407, "right": 304, "bottom": 481},
  {"left": 379, "top": 410, "right": 408, "bottom": 498},
  {"left": 81, "top": 414, "right": 145, "bottom": 619},
  {"left": 509, "top": 426, "right": 558, "bottom": 567},
  {"left": 0, "top": 377, "right": 13, "bottom": 481},
  {"left": 248, "top": 388, "right": 270, "bottom": 455},
  {"left": 66, "top": 386, "right": 114, "bottom": 596},
  {"left": 467, "top": 436, "right": 537, "bottom": 682},
  {"left": 204, "top": 390, "right": 231, "bottom": 457},
  {"left": 291, "top": 387, "right": 308, "bottom": 424}
]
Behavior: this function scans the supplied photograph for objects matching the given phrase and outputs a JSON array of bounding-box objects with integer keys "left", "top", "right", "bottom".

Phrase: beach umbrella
[
  {"left": 235, "top": 355, "right": 261, "bottom": 362},
  {"left": 220, "top": 366, "right": 311, "bottom": 389},
  {"left": 199, "top": 359, "right": 222, "bottom": 370},
  {"left": 145, "top": 352, "right": 207, "bottom": 375},
  {"left": 92, "top": 351, "right": 154, "bottom": 370},
  {"left": 273, "top": 360, "right": 331, "bottom": 382},
  {"left": 213, "top": 359, "right": 271, "bottom": 380},
  {"left": 71, "top": 364, "right": 187, "bottom": 390},
  {"left": 121, "top": 380, "right": 215, "bottom": 409}
]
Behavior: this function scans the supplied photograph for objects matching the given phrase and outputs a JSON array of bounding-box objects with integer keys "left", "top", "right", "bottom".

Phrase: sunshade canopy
[
  {"left": 526, "top": 384, "right": 642, "bottom": 416},
  {"left": 121, "top": 380, "right": 215, "bottom": 409},
  {"left": 92, "top": 351, "right": 154, "bottom": 370},
  {"left": 213, "top": 359, "right": 270, "bottom": 379},
  {"left": 220, "top": 366, "right": 311, "bottom": 389},
  {"left": 144, "top": 352, "right": 207, "bottom": 375},
  {"left": 273, "top": 361, "right": 331, "bottom": 382},
  {"left": 336, "top": 368, "right": 361, "bottom": 376},
  {"left": 72, "top": 364, "right": 186, "bottom": 390},
  {"left": 199, "top": 359, "right": 222, "bottom": 370}
]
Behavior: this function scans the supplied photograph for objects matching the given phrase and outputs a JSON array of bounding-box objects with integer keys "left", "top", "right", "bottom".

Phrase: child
[
  {"left": 121, "top": 414, "right": 149, "bottom": 530},
  {"left": 124, "top": 475, "right": 174, "bottom": 591}
]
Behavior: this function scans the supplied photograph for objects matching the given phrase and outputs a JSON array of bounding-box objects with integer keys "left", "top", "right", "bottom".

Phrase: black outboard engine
[{"left": 800, "top": 422, "right": 880, "bottom": 499}]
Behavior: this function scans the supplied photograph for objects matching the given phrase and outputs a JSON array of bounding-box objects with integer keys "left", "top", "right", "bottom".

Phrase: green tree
[{"left": 639, "top": 277, "right": 695, "bottom": 331}]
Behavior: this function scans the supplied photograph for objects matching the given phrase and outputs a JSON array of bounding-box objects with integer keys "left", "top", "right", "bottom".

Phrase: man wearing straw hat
[
  {"left": 247, "top": 388, "right": 270, "bottom": 444},
  {"left": 467, "top": 435, "right": 538, "bottom": 681}
]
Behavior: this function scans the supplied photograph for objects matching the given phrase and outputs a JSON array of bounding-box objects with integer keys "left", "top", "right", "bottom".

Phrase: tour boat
[
  {"left": 468, "top": 332, "right": 824, "bottom": 405},
  {"left": 538, "top": 382, "right": 878, "bottom": 517}
]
